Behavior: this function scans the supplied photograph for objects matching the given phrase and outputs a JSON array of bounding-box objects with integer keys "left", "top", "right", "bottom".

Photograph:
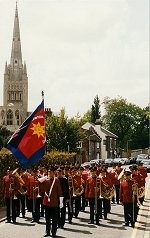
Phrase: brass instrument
[
  {"left": 9, "top": 176, "right": 18, "bottom": 200},
  {"left": 68, "top": 175, "right": 73, "bottom": 213},
  {"left": 33, "top": 176, "right": 42, "bottom": 198},
  {"left": 95, "top": 176, "right": 100, "bottom": 214},
  {"left": 100, "top": 176, "right": 114, "bottom": 200},
  {"left": 12, "top": 168, "right": 27, "bottom": 195},
  {"left": 132, "top": 181, "right": 138, "bottom": 223},
  {"left": 138, "top": 186, "right": 145, "bottom": 198},
  {"left": 132, "top": 181, "right": 142, "bottom": 206},
  {"left": 73, "top": 176, "right": 84, "bottom": 197},
  {"left": 37, "top": 186, "right": 42, "bottom": 198}
]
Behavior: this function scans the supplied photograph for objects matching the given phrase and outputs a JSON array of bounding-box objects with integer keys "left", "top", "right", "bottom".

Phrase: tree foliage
[
  {"left": 0, "top": 126, "right": 11, "bottom": 150},
  {"left": 45, "top": 108, "right": 82, "bottom": 152},
  {"left": 102, "top": 96, "right": 149, "bottom": 150},
  {"left": 91, "top": 95, "right": 101, "bottom": 123}
]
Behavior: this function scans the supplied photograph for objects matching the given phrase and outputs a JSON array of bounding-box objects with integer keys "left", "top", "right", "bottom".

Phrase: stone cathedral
[{"left": 0, "top": 3, "right": 28, "bottom": 132}]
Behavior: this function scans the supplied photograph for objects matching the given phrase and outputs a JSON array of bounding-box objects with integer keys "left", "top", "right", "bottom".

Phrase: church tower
[{"left": 0, "top": 2, "right": 28, "bottom": 131}]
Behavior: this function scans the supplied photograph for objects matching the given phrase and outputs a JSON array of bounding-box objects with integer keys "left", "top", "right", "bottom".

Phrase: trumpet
[{"left": 9, "top": 177, "right": 18, "bottom": 200}]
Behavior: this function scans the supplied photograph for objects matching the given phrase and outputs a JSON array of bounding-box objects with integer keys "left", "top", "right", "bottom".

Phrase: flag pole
[
  {"left": 41, "top": 90, "right": 44, "bottom": 101},
  {"left": 41, "top": 90, "right": 47, "bottom": 159}
]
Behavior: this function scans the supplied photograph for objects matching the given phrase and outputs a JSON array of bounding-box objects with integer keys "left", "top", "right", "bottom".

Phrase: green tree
[
  {"left": 91, "top": 95, "right": 101, "bottom": 123},
  {"left": 102, "top": 96, "right": 148, "bottom": 150},
  {"left": 45, "top": 108, "right": 81, "bottom": 152},
  {"left": 0, "top": 126, "right": 11, "bottom": 150}
]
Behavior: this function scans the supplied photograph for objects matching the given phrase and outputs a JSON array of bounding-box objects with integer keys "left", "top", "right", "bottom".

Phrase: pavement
[{"left": 0, "top": 176, "right": 150, "bottom": 238}]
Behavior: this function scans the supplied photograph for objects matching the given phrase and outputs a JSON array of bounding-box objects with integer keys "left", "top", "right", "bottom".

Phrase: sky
[{"left": 0, "top": 0, "right": 149, "bottom": 117}]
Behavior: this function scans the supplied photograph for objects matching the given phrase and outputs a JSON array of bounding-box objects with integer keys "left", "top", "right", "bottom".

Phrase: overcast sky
[{"left": 0, "top": 0, "right": 149, "bottom": 117}]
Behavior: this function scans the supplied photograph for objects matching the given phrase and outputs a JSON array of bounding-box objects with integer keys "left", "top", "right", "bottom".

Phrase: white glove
[
  {"left": 38, "top": 176, "right": 48, "bottom": 183},
  {"left": 59, "top": 197, "right": 64, "bottom": 209}
]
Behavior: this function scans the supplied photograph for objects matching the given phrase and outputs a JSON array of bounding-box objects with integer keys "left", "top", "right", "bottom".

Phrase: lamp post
[
  {"left": 67, "top": 142, "right": 70, "bottom": 152},
  {"left": 127, "top": 139, "right": 132, "bottom": 157}
]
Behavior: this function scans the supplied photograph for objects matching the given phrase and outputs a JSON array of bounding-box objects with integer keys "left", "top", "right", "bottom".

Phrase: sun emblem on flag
[{"left": 30, "top": 122, "right": 45, "bottom": 138}]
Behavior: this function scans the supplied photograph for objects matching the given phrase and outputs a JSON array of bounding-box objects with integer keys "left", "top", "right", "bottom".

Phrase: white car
[
  {"left": 137, "top": 154, "right": 149, "bottom": 163},
  {"left": 143, "top": 160, "right": 150, "bottom": 173},
  {"left": 121, "top": 158, "right": 130, "bottom": 165},
  {"left": 114, "top": 158, "right": 125, "bottom": 165}
]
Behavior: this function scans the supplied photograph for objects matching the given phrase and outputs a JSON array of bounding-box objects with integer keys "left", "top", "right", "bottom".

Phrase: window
[
  {"left": 97, "top": 142, "right": 100, "bottom": 149},
  {"left": 7, "top": 109, "right": 13, "bottom": 125},
  {"left": 103, "top": 140, "right": 106, "bottom": 145},
  {"left": 77, "top": 141, "right": 82, "bottom": 148},
  {"left": 15, "top": 110, "right": 20, "bottom": 125}
]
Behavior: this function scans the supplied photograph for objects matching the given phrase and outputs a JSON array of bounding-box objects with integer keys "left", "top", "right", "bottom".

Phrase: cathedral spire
[{"left": 10, "top": 1, "right": 22, "bottom": 67}]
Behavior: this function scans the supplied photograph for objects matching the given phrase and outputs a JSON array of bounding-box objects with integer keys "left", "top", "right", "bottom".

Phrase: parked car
[
  {"left": 81, "top": 161, "right": 93, "bottom": 168},
  {"left": 143, "top": 160, "right": 150, "bottom": 173},
  {"left": 114, "top": 158, "right": 125, "bottom": 165},
  {"left": 104, "top": 158, "right": 114, "bottom": 166},
  {"left": 136, "top": 154, "right": 149, "bottom": 163},
  {"left": 121, "top": 158, "right": 130, "bottom": 165},
  {"left": 90, "top": 159, "right": 104, "bottom": 164}
]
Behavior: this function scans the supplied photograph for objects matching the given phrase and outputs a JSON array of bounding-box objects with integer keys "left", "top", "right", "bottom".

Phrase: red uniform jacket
[
  {"left": 3, "top": 175, "right": 11, "bottom": 198},
  {"left": 85, "top": 176, "right": 100, "bottom": 199},
  {"left": 120, "top": 180, "right": 134, "bottom": 204},
  {"left": 82, "top": 170, "right": 90, "bottom": 183},
  {"left": 3, "top": 175, "right": 18, "bottom": 198},
  {"left": 28, "top": 176, "right": 40, "bottom": 199},
  {"left": 101, "top": 175, "right": 113, "bottom": 191},
  {"left": 73, "top": 174, "right": 82, "bottom": 190},
  {"left": 138, "top": 168, "right": 147, "bottom": 185},
  {"left": 132, "top": 174, "right": 143, "bottom": 188},
  {"left": 107, "top": 171, "right": 117, "bottom": 186},
  {"left": 42, "top": 178, "right": 62, "bottom": 207}
]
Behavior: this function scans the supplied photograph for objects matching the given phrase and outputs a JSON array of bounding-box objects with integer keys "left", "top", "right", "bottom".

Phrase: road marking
[{"left": 131, "top": 177, "right": 150, "bottom": 238}]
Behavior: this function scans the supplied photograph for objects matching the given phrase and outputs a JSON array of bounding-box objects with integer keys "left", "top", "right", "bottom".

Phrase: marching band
[{"left": 2, "top": 161, "right": 148, "bottom": 237}]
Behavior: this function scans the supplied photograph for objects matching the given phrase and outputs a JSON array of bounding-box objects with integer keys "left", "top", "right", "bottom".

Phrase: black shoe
[
  {"left": 51, "top": 234, "right": 56, "bottom": 237},
  {"left": 69, "top": 220, "right": 72, "bottom": 224},
  {"left": 96, "top": 222, "right": 100, "bottom": 225},
  {"left": 104, "top": 217, "right": 107, "bottom": 220},
  {"left": 31, "top": 220, "right": 35, "bottom": 223},
  {"left": 80, "top": 209, "right": 85, "bottom": 212},
  {"left": 6, "top": 220, "right": 11, "bottom": 223},
  {"left": 123, "top": 222, "right": 129, "bottom": 226},
  {"left": 131, "top": 222, "right": 135, "bottom": 228},
  {"left": 88, "top": 221, "right": 94, "bottom": 224},
  {"left": 43, "top": 234, "right": 50, "bottom": 237},
  {"left": 13, "top": 220, "right": 16, "bottom": 224}
]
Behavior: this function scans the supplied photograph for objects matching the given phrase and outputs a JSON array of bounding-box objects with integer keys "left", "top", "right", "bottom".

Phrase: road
[{"left": 0, "top": 171, "right": 149, "bottom": 238}]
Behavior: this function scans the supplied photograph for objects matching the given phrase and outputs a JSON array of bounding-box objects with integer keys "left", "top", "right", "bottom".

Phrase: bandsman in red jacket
[
  {"left": 85, "top": 167, "right": 100, "bottom": 225},
  {"left": 39, "top": 167, "right": 63, "bottom": 237},
  {"left": 2, "top": 168, "right": 18, "bottom": 223},
  {"left": 120, "top": 170, "right": 138, "bottom": 227},
  {"left": 99, "top": 167, "right": 113, "bottom": 219},
  {"left": 137, "top": 161, "right": 148, "bottom": 204},
  {"left": 72, "top": 167, "right": 84, "bottom": 218},
  {"left": 28, "top": 168, "right": 41, "bottom": 223}
]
